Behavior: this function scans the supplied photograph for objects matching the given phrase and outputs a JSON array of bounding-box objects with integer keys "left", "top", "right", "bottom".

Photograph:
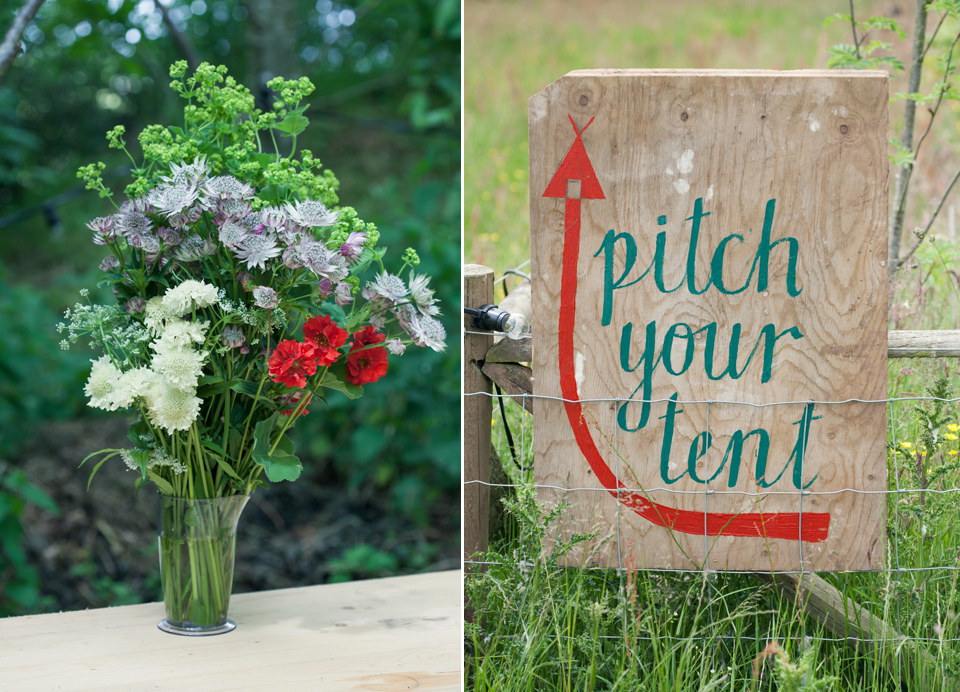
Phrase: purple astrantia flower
[
  {"left": 334, "top": 282, "right": 353, "bottom": 307},
  {"left": 339, "top": 231, "right": 367, "bottom": 264},
  {"left": 252, "top": 286, "right": 279, "bottom": 309},
  {"left": 173, "top": 234, "right": 209, "bottom": 262},
  {"left": 148, "top": 183, "right": 200, "bottom": 219},
  {"left": 281, "top": 245, "right": 303, "bottom": 270},
  {"left": 296, "top": 239, "right": 348, "bottom": 282},
  {"left": 368, "top": 272, "right": 408, "bottom": 304},
  {"left": 221, "top": 325, "right": 246, "bottom": 349},
  {"left": 285, "top": 199, "right": 338, "bottom": 229},
  {"left": 164, "top": 156, "right": 209, "bottom": 187},
  {"left": 158, "top": 228, "right": 182, "bottom": 247},
  {"left": 407, "top": 273, "right": 440, "bottom": 316},
  {"left": 405, "top": 313, "right": 446, "bottom": 352},
  {"left": 201, "top": 175, "right": 254, "bottom": 202},
  {"left": 125, "top": 296, "right": 146, "bottom": 314},
  {"left": 216, "top": 197, "right": 254, "bottom": 222},
  {"left": 87, "top": 217, "right": 116, "bottom": 245},
  {"left": 385, "top": 339, "right": 406, "bottom": 356},
  {"left": 234, "top": 233, "right": 282, "bottom": 270},
  {"left": 218, "top": 220, "right": 247, "bottom": 249},
  {"left": 317, "top": 277, "right": 335, "bottom": 297},
  {"left": 116, "top": 211, "right": 153, "bottom": 242},
  {"left": 99, "top": 255, "right": 121, "bottom": 271}
]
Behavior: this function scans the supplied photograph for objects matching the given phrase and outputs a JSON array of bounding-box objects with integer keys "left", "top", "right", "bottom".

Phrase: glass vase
[{"left": 156, "top": 494, "right": 249, "bottom": 636}]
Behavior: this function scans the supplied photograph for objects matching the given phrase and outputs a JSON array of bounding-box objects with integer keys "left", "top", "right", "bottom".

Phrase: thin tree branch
[
  {"left": 849, "top": 0, "right": 862, "bottom": 58},
  {"left": 920, "top": 10, "right": 947, "bottom": 61},
  {"left": 0, "top": 0, "right": 46, "bottom": 85},
  {"left": 156, "top": 1, "right": 199, "bottom": 72},
  {"left": 889, "top": 0, "right": 930, "bottom": 280},
  {"left": 899, "top": 160, "right": 960, "bottom": 267},
  {"left": 905, "top": 29, "right": 960, "bottom": 169}
]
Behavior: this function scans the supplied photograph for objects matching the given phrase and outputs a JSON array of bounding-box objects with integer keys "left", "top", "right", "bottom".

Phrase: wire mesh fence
[{"left": 464, "top": 266, "right": 960, "bottom": 687}]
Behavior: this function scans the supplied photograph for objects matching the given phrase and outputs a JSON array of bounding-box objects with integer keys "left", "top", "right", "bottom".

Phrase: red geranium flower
[
  {"left": 303, "top": 314, "right": 348, "bottom": 366},
  {"left": 268, "top": 340, "right": 319, "bottom": 388},
  {"left": 346, "top": 327, "right": 388, "bottom": 385}
]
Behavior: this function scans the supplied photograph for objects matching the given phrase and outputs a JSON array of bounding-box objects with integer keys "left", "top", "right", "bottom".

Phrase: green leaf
[
  {"left": 275, "top": 114, "right": 309, "bottom": 137},
  {"left": 230, "top": 379, "right": 277, "bottom": 408},
  {"left": 252, "top": 413, "right": 302, "bottom": 482},
  {"left": 147, "top": 473, "right": 175, "bottom": 495},
  {"left": 317, "top": 302, "right": 347, "bottom": 327},
  {"left": 320, "top": 360, "right": 363, "bottom": 399}
]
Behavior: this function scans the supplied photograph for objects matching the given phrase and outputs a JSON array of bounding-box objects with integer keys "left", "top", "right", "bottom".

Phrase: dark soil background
[{"left": 19, "top": 417, "right": 460, "bottom": 613}]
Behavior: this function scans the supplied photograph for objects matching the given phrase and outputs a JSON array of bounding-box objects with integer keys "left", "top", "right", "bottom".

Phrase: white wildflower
[{"left": 149, "top": 448, "right": 188, "bottom": 474}]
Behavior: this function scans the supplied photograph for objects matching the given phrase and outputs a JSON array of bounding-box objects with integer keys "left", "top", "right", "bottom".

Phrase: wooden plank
[
  {"left": 530, "top": 69, "right": 889, "bottom": 571},
  {"left": 481, "top": 362, "right": 534, "bottom": 413},
  {"left": 0, "top": 571, "right": 462, "bottom": 691},
  {"left": 464, "top": 265, "right": 494, "bottom": 563},
  {"left": 888, "top": 329, "right": 960, "bottom": 357}
]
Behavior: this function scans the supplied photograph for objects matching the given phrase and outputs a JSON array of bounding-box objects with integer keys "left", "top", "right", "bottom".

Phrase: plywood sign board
[{"left": 529, "top": 70, "right": 888, "bottom": 572}]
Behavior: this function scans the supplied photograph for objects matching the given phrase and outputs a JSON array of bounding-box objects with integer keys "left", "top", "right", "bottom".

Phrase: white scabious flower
[
  {"left": 151, "top": 345, "right": 207, "bottom": 391},
  {"left": 162, "top": 280, "right": 219, "bottom": 316},
  {"left": 84, "top": 356, "right": 122, "bottom": 410},
  {"left": 145, "top": 381, "right": 202, "bottom": 432},
  {"left": 144, "top": 296, "right": 172, "bottom": 336},
  {"left": 156, "top": 319, "right": 209, "bottom": 349},
  {"left": 111, "top": 367, "right": 158, "bottom": 409}
]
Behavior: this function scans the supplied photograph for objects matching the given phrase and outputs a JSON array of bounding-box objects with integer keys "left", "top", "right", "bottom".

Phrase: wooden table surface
[{"left": 0, "top": 570, "right": 462, "bottom": 691}]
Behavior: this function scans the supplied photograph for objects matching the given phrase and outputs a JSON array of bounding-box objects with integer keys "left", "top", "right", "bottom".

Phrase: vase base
[{"left": 158, "top": 618, "right": 237, "bottom": 636}]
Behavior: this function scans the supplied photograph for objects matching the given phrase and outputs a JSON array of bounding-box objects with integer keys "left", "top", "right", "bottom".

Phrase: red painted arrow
[{"left": 543, "top": 115, "right": 829, "bottom": 543}]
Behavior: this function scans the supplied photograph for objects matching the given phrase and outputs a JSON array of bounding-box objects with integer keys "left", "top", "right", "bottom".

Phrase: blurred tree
[{"left": 0, "top": 0, "right": 46, "bottom": 83}]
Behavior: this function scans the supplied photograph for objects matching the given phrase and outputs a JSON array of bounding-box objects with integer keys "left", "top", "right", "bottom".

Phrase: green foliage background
[{"left": 0, "top": 0, "right": 460, "bottom": 615}]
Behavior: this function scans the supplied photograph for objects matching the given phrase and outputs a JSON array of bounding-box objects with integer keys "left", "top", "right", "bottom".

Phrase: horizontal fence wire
[{"left": 464, "top": 322, "right": 960, "bottom": 667}]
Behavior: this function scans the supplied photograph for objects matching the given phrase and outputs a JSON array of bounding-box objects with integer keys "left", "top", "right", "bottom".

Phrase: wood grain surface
[
  {"left": 0, "top": 571, "right": 461, "bottom": 691},
  {"left": 529, "top": 70, "right": 888, "bottom": 571}
]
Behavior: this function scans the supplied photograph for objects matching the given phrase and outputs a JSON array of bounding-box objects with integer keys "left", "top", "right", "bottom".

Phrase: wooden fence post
[{"left": 463, "top": 265, "right": 494, "bottom": 567}]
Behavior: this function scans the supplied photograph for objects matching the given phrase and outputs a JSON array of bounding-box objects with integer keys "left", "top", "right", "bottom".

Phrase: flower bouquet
[{"left": 60, "top": 62, "right": 445, "bottom": 634}]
